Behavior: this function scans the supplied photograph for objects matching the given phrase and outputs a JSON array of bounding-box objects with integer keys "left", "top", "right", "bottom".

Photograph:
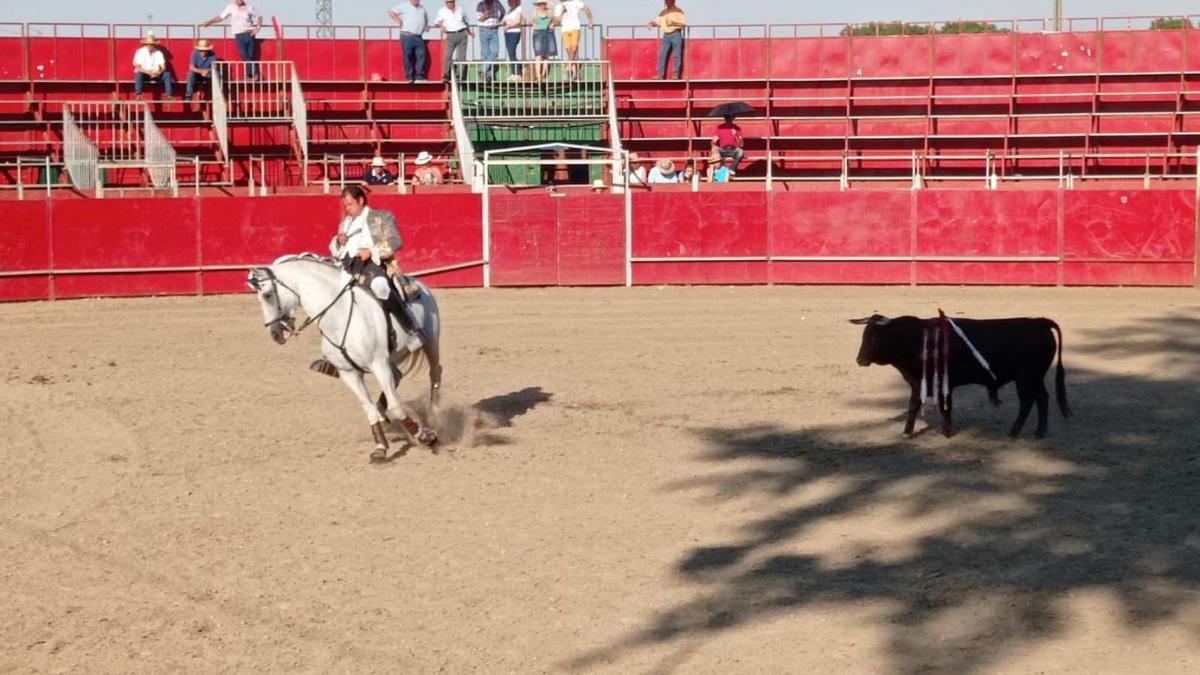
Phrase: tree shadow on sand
[{"left": 567, "top": 311, "right": 1200, "bottom": 674}]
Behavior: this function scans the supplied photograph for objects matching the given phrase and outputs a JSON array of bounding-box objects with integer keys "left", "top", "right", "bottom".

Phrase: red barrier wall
[{"left": 0, "top": 189, "right": 1194, "bottom": 302}]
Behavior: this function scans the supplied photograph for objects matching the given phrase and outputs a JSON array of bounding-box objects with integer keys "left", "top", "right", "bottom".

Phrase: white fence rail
[
  {"left": 61, "top": 101, "right": 176, "bottom": 192},
  {"left": 212, "top": 60, "right": 308, "bottom": 171}
]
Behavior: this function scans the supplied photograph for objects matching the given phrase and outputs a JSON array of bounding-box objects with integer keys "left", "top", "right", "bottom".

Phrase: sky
[{"left": 1, "top": 1, "right": 1198, "bottom": 32}]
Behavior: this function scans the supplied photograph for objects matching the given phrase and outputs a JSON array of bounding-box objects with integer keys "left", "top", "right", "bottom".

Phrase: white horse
[{"left": 247, "top": 254, "right": 442, "bottom": 460}]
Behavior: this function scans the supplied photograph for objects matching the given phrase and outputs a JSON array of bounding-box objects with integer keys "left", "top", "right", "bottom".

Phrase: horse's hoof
[
  {"left": 370, "top": 446, "right": 387, "bottom": 462},
  {"left": 417, "top": 429, "right": 438, "bottom": 446}
]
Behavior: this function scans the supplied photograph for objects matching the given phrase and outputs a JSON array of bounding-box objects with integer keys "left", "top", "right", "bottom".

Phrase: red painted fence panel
[
  {"left": 0, "top": 201, "right": 52, "bottom": 301},
  {"left": 50, "top": 198, "right": 201, "bottom": 298},
  {"left": 1061, "top": 189, "right": 1195, "bottom": 286},
  {"left": 489, "top": 192, "right": 558, "bottom": 286},
  {"left": 770, "top": 191, "right": 912, "bottom": 284},
  {"left": 631, "top": 191, "right": 769, "bottom": 284},
  {"left": 556, "top": 194, "right": 626, "bottom": 286}
]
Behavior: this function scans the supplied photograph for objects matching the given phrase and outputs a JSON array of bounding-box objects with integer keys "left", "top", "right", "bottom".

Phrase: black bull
[{"left": 850, "top": 314, "right": 1071, "bottom": 438}]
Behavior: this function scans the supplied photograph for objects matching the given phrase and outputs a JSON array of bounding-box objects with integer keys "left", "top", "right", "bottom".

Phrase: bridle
[
  {"left": 248, "top": 266, "right": 350, "bottom": 338},
  {"left": 249, "top": 266, "right": 368, "bottom": 372}
]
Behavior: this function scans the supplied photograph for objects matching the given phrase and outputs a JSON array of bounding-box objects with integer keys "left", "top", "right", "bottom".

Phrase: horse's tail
[{"left": 396, "top": 345, "right": 427, "bottom": 380}]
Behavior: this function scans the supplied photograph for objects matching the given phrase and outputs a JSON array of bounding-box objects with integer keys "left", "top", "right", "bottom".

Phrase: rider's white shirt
[{"left": 331, "top": 206, "right": 377, "bottom": 260}]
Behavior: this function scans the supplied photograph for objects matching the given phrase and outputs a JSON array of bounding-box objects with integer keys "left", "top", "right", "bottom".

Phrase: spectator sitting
[
  {"left": 362, "top": 156, "right": 397, "bottom": 185},
  {"left": 412, "top": 151, "right": 444, "bottom": 185},
  {"left": 712, "top": 114, "right": 745, "bottom": 173},
  {"left": 185, "top": 39, "right": 217, "bottom": 107},
  {"left": 710, "top": 157, "right": 734, "bottom": 183},
  {"left": 647, "top": 158, "right": 677, "bottom": 184},
  {"left": 677, "top": 159, "right": 697, "bottom": 184},
  {"left": 133, "top": 33, "right": 174, "bottom": 99}
]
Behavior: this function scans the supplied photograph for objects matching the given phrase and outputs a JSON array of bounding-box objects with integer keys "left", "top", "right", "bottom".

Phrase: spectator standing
[
  {"left": 362, "top": 156, "right": 397, "bottom": 185},
  {"left": 647, "top": 158, "right": 677, "bottom": 184},
  {"left": 553, "top": 0, "right": 592, "bottom": 80},
  {"left": 132, "top": 33, "right": 174, "bottom": 99},
  {"left": 185, "top": 39, "right": 217, "bottom": 106},
  {"left": 202, "top": 0, "right": 263, "bottom": 81},
  {"left": 649, "top": 0, "right": 687, "bottom": 80},
  {"left": 389, "top": 0, "right": 432, "bottom": 83},
  {"left": 412, "top": 151, "right": 444, "bottom": 185},
  {"left": 712, "top": 114, "right": 744, "bottom": 173},
  {"left": 477, "top": 0, "right": 505, "bottom": 82},
  {"left": 530, "top": 0, "right": 556, "bottom": 81},
  {"left": 436, "top": 0, "right": 474, "bottom": 83},
  {"left": 502, "top": 0, "right": 524, "bottom": 80}
]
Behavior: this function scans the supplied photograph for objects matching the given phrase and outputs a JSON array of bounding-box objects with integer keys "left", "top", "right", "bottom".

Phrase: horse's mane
[{"left": 272, "top": 253, "right": 342, "bottom": 276}]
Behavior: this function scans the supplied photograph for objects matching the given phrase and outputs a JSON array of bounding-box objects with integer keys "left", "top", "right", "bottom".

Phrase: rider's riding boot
[
  {"left": 310, "top": 358, "right": 339, "bottom": 378},
  {"left": 385, "top": 294, "right": 424, "bottom": 352}
]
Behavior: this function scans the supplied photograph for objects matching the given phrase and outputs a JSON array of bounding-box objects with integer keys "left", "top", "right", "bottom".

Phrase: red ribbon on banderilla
[{"left": 921, "top": 310, "right": 999, "bottom": 414}]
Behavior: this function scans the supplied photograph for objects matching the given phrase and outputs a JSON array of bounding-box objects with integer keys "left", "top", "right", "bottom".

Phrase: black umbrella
[{"left": 708, "top": 101, "right": 755, "bottom": 118}]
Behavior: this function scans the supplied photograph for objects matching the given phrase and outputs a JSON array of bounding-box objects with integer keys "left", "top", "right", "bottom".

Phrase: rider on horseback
[{"left": 331, "top": 185, "right": 423, "bottom": 353}]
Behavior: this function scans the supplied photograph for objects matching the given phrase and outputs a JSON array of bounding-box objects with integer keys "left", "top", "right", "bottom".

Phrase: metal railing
[
  {"left": 60, "top": 101, "right": 179, "bottom": 193},
  {"left": 0, "top": 157, "right": 56, "bottom": 198},
  {"left": 315, "top": 152, "right": 467, "bottom": 193},
  {"left": 211, "top": 60, "right": 309, "bottom": 174},
  {"left": 62, "top": 107, "right": 99, "bottom": 190},
  {"left": 290, "top": 64, "right": 309, "bottom": 179},
  {"left": 211, "top": 65, "right": 229, "bottom": 159},
  {"left": 449, "top": 74, "right": 477, "bottom": 189},
  {"left": 143, "top": 105, "right": 177, "bottom": 189},
  {"left": 455, "top": 60, "right": 608, "bottom": 120}
]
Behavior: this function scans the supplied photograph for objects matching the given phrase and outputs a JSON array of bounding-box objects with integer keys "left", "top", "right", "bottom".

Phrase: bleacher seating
[{"left": 2, "top": 17, "right": 1200, "bottom": 195}]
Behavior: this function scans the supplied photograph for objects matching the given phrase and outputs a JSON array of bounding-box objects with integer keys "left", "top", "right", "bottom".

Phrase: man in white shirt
[
  {"left": 132, "top": 33, "right": 174, "bottom": 98},
  {"left": 553, "top": 0, "right": 592, "bottom": 78},
  {"left": 435, "top": 0, "right": 474, "bottom": 83},
  {"left": 202, "top": 0, "right": 264, "bottom": 80}
]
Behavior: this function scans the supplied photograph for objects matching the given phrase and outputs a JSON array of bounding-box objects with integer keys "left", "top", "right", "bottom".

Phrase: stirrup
[{"left": 310, "top": 358, "right": 340, "bottom": 379}]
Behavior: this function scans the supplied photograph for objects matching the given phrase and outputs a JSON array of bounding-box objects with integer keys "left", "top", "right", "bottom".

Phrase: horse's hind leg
[
  {"left": 426, "top": 346, "right": 443, "bottom": 427},
  {"left": 373, "top": 359, "right": 437, "bottom": 448}
]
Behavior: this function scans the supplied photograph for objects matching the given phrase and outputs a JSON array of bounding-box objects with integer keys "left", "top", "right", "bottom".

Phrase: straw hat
[
  {"left": 656, "top": 158, "right": 676, "bottom": 177},
  {"left": 141, "top": 32, "right": 158, "bottom": 46},
  {"left": 415, "top": 151, "right": 433, "bottom": 166},
  {"left": 371, "top": 156, "right": 387, "bottom": 168},
  {"left": 195, "top": 38, "right": 213, "bottom": 51},
  {"left": 591, "top": 179, "right": 606, "bottom": 190}
]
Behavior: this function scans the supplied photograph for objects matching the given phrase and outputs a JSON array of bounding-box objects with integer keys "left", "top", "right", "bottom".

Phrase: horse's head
[{"left": 247, "top": 267, "right": 300, "bottom": 345}]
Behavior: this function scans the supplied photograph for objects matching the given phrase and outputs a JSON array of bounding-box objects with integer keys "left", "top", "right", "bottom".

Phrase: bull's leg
[
  {"left": 1009, "top": 380, "right": 1036, "bottom": 438},
  {"left": 337, "top": 368, "right": 390, "bottom": 460},
  {"left": 988, "top": 386, "right": 1002, "bottom": 407},
  {"left": 1034, "top": 381, "right": 1050, "bottom": 439},
  {"left": 942, "top": 392, "right": 954, "bottom": 438},
  {"left": 903, "top": 386, "right": 921, "bottom": 438}
]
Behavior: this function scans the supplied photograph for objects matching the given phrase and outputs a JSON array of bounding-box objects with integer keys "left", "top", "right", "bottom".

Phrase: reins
[{"left": 258, "top": 266, "right": 369, "bottom": 373}]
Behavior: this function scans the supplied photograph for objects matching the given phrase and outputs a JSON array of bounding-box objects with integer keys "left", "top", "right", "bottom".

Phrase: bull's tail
[{"left": 1049, "top": 320, "right": 1071, "bottom": 418}]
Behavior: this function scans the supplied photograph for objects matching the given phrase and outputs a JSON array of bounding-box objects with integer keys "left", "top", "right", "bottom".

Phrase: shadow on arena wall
[{"left": 566, "top": 312, "right": 1200, "bottom": 674}]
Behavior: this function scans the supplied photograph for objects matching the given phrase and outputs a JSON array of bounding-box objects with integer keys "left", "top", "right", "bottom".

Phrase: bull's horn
[
  {"left": 849, "top": 314, "right": 890, "bottom": 326},
  {"left": 849, "top": 317, "right": 873, "bottom": 325}
]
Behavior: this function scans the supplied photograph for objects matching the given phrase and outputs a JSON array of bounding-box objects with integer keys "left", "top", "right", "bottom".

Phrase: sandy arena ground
[{"left": 2, "top": 285, "right": 1200, "bottom": 674}]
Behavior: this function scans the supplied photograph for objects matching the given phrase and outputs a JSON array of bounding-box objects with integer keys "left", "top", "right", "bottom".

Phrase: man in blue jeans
[
  {"left": 648, "top": 0, "right": 687, "bottom": 79},
  {"left": 202, "top": 1, "right": 263, "bottom": 80},
  {"left": 476, "top": 0, "right": 504, "bottom": 82},
  {"left": 390, "top": 0, "right": 432, "bottom": 83}
]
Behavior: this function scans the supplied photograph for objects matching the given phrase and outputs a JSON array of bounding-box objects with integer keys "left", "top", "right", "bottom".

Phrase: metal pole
[
  {"left": 482, "top": 150, "right": 491, "bottom": 288},
  {"left": 16, "top": 156, "right": 22, "bottom": 200},
  {"left": 45, "top": 157, "right": 51, "bottom": 197},
  {"left": 624, "top": 149, "right": 633, "bottom": 287},
  {"left": 1054, "top": 0, "right": 1063, "bottom": 32},
  {"left": 194, "top": 156, "right": 200, "bottom": 196}
]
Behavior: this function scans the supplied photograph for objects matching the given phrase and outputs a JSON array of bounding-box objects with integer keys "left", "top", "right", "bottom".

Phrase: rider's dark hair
[{"left": 340, "top": 185, "right": 368, "bottom": 204}]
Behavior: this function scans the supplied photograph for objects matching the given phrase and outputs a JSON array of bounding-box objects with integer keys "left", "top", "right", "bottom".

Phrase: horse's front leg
[
  {"left": 372, "top": 360, "right": 438, "bottom": 448},
  {"left": 338, "top": 367, "right": 391, "bottom": 462}
]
